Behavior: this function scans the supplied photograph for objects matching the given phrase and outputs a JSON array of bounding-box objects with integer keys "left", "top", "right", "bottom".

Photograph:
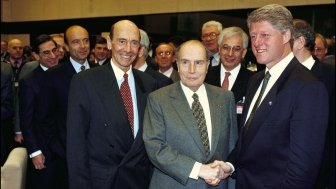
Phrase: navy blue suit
[
  {"left": 228, "top": 57, "right": 329, "bottom": 189},
  {"left": 67, "top": 63, "right": 157, "bottom": 189}
]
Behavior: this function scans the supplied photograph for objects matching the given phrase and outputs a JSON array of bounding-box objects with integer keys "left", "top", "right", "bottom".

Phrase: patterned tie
[
  {"left": 120, "top": 73, "right": 134, "bottom": 136},
  {"left": 80, "top": 65, "right": 86, "bottom": 72},
  {"left": 191, "top": 93, "right": 210, "bottom": 156},
  {"left": 221, "top": 71, "right": 231, "bottom": 90},
  {"left": 243, "top": 71, "right": 271, "bottom": 136}
]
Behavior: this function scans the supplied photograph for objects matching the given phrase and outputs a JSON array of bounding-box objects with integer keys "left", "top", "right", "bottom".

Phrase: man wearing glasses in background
[
  {"left": 155, "top": 42, "right": 180, "bottom": 82},
  {"left": 205, "top": 26, "right": 254, "bottom": 128},
  {"left": 201, "top": 20, "right": 222, "bottom": 67}
]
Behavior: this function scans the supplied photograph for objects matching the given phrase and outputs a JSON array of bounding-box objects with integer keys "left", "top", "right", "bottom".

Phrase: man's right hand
[{"left": 32, "top": 154, "right": 46, "bottom": 170}]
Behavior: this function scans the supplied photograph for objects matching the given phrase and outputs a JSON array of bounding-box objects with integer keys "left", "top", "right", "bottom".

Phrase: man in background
[
  {"left": 19, "top": 34, "right": 59, "bottom": 189},
  {"left": 133, "top": 29, "right": 173, "bottom": 88},
  {"left": 92, "top": 36, "right": 108, "bottom": 65},
  {"left": 201, "top": 20, "right": 222, "bottom": 67}
]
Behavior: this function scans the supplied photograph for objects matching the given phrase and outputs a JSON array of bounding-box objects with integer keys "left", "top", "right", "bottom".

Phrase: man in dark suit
[
  {"left": 222, "top": 4, "right": 329, "bottom": 189},
  {"left": 143, "top": 40, "right": 237, "bottom": 189},
  {"left": 19, "top": 34, "right": 59, "bottom": 189},
  {"left": 133, "top": 29, "right": 173, "bottom": 88},
  {"left": 67, "top": 20, "right": 157, "bottom": 189},
  {"left": 205, "top": 26, "right": 254, "bottom": 128},
  {"left": 1, "top": 63, "right": 14, "bottom": 165},
  {"left": 292, "top": 19, "right": 335, "bottom": 189},
  {"left": 37, "top": 25, "right": 95, "bottom": 189}
]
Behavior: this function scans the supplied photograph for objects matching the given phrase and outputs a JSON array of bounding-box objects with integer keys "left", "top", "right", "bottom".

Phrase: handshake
[{"left": 198, "top": 160, "right": 232, "bottom": 186}]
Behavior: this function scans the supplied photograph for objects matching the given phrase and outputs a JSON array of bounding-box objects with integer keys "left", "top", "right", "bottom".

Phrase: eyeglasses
[
  {"left": 157, "top": 51, "right": 173, "bottom": 57},
  {"left": 222, "top": 45, "right": 243, "bottom": 54},
  {"left": 313, "top": 47, "right": 326, "bottom": 53},
  {"left": 201, "top": 32, "right": 219, "bottom": 40},
  {"left": 40, "top": 47, "right": 58, "bottom": 57}
]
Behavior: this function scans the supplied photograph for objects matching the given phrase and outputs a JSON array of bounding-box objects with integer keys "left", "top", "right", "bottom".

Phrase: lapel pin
[{"left": 268, "top": 101, "right": 272, "bottom": 106}]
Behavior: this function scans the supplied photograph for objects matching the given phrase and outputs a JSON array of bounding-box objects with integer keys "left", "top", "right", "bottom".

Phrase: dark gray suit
[{"left": 143, "top": 82, "right": 237, "bottom": 189}]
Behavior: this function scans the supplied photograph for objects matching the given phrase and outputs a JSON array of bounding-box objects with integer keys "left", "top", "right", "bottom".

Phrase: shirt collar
[
  {"left": 110, "top": 58, "right": 133, "bottom": 81},
  {"left": 266, "top": 52, "right": 294, "bottom": 81},
  {"left": 70, "top": 57, "right": 89, "bottom": 73},
  {"left": 137, "top": 62, "right": 148, "bottom": 72},
  {"left": 300, "top": 55, "right": 315, "bottom": 70},
  {"left": 221, "top": 63, "right": 241, "bottom": 78},
  {"left": 39, "top": 64, "right": 48, "bottom": 71}
]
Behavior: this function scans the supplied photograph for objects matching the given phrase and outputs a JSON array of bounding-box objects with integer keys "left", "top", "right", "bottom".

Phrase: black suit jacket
[
  {"left": 205, "top": 64, "right": 254, "bottom": 103},
  {"left": 144, "top": 66, "right": 173, "bottom": 88},
  {"left": 205, "top": 64, "right": 254, "bottom": 128},
  {"left": 311, "top": 59, "right": 335, "bottom": 189},
  {"left": 67, "top": 63, "right": 157, "bottom": 189},
  {"left": 38, "top": 59, "right": 97, "bottom": 158},
  {"left": 228, "top": 57, "right": 329, "bottom": 189},
  {"left": 19, "top": 66, "right": 46, "bottom": 155}
]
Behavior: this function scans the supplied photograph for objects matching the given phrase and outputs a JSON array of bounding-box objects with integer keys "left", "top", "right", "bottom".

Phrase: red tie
[
  {"left": 120, "top": 73, "right": 134, "bottom": 136},
  {"left": 221, "top": 72, "right": 231, "bottom": 90}
]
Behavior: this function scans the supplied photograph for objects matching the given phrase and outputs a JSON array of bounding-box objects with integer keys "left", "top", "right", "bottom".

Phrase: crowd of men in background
[{"left": 1, "top": 4, "right": 335, "bottom": 189}]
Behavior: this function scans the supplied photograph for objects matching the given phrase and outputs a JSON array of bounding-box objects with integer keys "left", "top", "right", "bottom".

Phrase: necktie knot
[
  {"left": 264, "top": 71, "right": 271, "bottom": 81},
  {"left": 123, "top": 73, "right": 128, "bottom": 80},
  {"left": 225, "top": 71, "right": 231, "bottom": 76},
  {"left": 192, "top": 93, "right": 199, "bottom": 102},
  {"left": 80, "top": 65, "right": 86, "bottom": 71}
]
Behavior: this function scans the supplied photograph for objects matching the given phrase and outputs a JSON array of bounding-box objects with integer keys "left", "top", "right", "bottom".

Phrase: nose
[
  {"left": 125, "top": 42, "right": 131, "bottom": 52},
  {"left": 228, "top": 48, "right": 234, "bottom": 56},
  {"left": 188, "top": 62, "right": 195, "bottom": 73}
]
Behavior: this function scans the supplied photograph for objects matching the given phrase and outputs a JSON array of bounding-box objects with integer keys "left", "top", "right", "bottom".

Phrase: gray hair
[
  {"left": 217, "top": 26, "right": 249, "bottom": 49},
  {"left": 247, "top": 4, "right": 293, "bottom": 38},
  {"left": 139, "top": 29, "right": 150, "bottom": 58},
  {"left": 202, "top": 20, "right": 223, "bottom": 33}
]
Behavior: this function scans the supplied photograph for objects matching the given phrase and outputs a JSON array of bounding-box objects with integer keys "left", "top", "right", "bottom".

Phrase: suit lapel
[
  {"left": 170, "top": 83, "right": 206, "bottom": 154},
  {"left": 206, "top": 85, "right": 221, "bottom": 158},
  {"left": 96, "top": 64, "right": 134, "bottom": 145},
  {"left": 240, "top": 72, "right": 264, "bottom": 129},
  {"left": 242, "top": 58, "right": 298, "bottom": 148}
]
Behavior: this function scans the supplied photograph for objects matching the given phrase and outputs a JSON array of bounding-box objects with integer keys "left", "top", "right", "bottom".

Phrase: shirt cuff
[
  {"left": 226, "top": 162, "right": 235, "bottom": 174},
  {"left": 15, "top": 132, "right": 22, "bottom": 135},
  {"left": 189, "top": 162, "right": 202, "bottom": 180},
  {"left": 29, "top": 150, "right": 42, "bottom": 158}
]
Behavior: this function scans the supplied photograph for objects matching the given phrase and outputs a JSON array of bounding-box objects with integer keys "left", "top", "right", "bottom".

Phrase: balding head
[
  {"left": 64, "top": 25, "right": 90, "bottom": 64},
  {"left": 109, "top": 20, "right": 141, "bottom": 72},
  {"left": 7, "top": 38, "right": 23, "bottom": 60}
]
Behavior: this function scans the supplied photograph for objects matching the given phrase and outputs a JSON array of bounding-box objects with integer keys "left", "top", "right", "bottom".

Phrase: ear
[
  {"left": 138, "top": 46, "right": 145, "bottom": 58},
  {"left": 283, "top": 29, "right": 291, "bottom": 44},
  {"left": 295, "top": 36, "right": 305, "bottom": 50},
  {"left": 106, "top": 35, "right": 112, "bottom": 50},
  {"left": 32, "top": 52, "right": 40, "bottom": 61},
  {"left": 242, "top": 48, "right": 248, "bottom": 59}
]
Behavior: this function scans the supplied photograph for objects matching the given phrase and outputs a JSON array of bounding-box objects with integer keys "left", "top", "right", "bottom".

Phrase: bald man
[
  {"left": 67, "top": 20, "right": 157, "bottom": 189},
  {"left": 4, "top": 39, "right": 27, "bottom": 145},
  {"left": 36, "top": 25, "right": 97, "bottom": 189}
]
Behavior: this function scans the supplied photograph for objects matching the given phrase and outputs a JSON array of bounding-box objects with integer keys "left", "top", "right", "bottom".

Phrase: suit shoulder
[
  {"left": 205, "top": 83, "right": 234, "bottom": 98},
  {"left": 149, "top": 82, "right": 178, "bottom": 97}
]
